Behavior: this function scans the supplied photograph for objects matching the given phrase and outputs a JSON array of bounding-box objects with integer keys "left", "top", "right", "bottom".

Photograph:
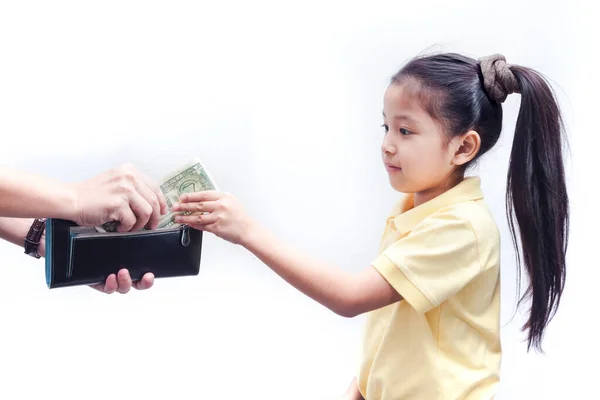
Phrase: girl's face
[{"left": 381, "top": 82, "right": 461, "bottom": 202}]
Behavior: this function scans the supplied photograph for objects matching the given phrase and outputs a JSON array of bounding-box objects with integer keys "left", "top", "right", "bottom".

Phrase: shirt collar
[{"left": 390, "top": 176, "right": 484, "bottom": 234}]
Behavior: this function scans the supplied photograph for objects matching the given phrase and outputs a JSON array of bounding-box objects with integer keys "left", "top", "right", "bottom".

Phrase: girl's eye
[
  {"left": 381, "top": 124, "right": 389, "bottom": 133},
  {"left": 399, "top": 128, "right": 412, "bottom": 136}
]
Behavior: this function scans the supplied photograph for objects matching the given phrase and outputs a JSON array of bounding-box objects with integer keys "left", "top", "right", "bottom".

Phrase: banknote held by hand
[{"left": 44, "top": 158, "right": 216, "bottom": 288}]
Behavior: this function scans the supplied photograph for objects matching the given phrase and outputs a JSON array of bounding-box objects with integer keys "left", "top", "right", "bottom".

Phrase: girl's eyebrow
[{"left": 382, "top": 111, "right": 418, "bottom": 125}]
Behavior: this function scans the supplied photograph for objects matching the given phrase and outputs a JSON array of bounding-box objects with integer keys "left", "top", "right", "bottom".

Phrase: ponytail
[{"left": 506, "top": 66, "right": 569, "bottom": 351}]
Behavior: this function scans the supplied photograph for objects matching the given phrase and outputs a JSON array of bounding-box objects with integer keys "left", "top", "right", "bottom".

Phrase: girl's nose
[{"left": 382, "top": 137, "right": 396, "bottom": 155}]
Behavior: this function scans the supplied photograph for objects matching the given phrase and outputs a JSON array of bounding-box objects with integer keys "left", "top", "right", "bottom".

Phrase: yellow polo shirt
[{"left": 358, "top": 176, "right": 501, "bottom": 399}]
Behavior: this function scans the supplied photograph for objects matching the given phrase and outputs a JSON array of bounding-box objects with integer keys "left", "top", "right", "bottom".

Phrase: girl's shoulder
[{"left": 425, "top": 199, "right": 501, "bottom": 253}]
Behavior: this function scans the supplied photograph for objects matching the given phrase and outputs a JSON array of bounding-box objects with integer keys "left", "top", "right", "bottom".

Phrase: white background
[{"left": 0, "top": 1, "right": 596, "bottom": 399}]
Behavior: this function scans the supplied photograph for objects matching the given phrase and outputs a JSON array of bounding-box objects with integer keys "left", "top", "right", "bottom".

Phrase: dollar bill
[
  {"left": 155, "top": 158, "right": 217, "bottom": 229},
  {"left": 98, "top": 158, "right": 217, "bottom": 232}
]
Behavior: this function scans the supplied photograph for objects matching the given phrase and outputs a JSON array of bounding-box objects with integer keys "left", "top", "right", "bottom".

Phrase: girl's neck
[{"left": 414, "top": 173, "right": 464, "bottom": 207}]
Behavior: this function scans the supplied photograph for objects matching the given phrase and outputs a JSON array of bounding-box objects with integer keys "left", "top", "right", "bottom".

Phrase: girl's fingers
[
  {"left": 175, "top": 212, "right": 219, "bottom": 226},
  {"left": 178, "top": 191, "right": 222, "bottom": 203},
  {"left": 172, "top": 200, "right": 219, "bottom": 213}
]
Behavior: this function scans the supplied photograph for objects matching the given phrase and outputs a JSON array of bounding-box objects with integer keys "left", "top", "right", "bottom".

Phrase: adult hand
[
  {"left": 72, "top": 163, "right": 167, "bottom": 232},
  {"left": 89, "top": 269, "right": 155, "bottom": 294}
]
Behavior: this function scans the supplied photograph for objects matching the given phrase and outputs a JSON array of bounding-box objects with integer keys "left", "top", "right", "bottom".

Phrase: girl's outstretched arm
[{"left": 173, "top": 191, "right": 402, "bottom": 317}]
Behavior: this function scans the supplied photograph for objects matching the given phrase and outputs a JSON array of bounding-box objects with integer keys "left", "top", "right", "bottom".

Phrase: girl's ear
[{"left": 452, "top": 130, "right": 481, "bottom": 166}]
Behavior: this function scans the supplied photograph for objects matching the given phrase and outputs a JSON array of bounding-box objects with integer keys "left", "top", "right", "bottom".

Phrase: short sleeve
[{"left": 371, "top": 210, "right": 481, "bottom": 314}]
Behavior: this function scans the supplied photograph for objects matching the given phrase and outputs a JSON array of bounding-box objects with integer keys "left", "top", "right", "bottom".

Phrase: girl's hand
[
  {"left": 335, "top": 392, "right": 363, "bottom": 400},
  {"left": 172, "top": 191, "right": 255, "bottom": 245},
  {"left": 337, "top": 378, "right": 364, "bottom": 400}
]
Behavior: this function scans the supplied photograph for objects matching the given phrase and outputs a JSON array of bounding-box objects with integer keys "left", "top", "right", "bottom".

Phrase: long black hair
[{"left": 391, "top": 53, "right": 569, "bottom": 352}]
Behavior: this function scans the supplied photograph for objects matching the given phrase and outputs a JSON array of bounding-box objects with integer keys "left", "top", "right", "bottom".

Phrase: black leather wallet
[{"left": 44, "top": 219, "right": 203, "bottom": 288}]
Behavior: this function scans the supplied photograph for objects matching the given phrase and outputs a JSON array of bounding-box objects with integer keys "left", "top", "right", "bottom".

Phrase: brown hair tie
[{"left": 478, "top": 54, "right": 520, "bottom": 103}]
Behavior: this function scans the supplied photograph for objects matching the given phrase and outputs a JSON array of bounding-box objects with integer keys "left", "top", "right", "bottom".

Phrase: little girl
[{"left": 172, "top": 52, "right": 569, "bottom": 399}]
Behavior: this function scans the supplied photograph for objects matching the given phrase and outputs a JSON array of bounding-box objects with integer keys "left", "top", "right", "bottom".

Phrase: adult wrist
[
  {"left": 24, "top": 218, "right": 46, "bottom": 258},
  {"left": 38, "top": 232, "right": 46, "bottom": 258},
  {"left": 54, "top": 182, "right": 80, "bottom": 222}
]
